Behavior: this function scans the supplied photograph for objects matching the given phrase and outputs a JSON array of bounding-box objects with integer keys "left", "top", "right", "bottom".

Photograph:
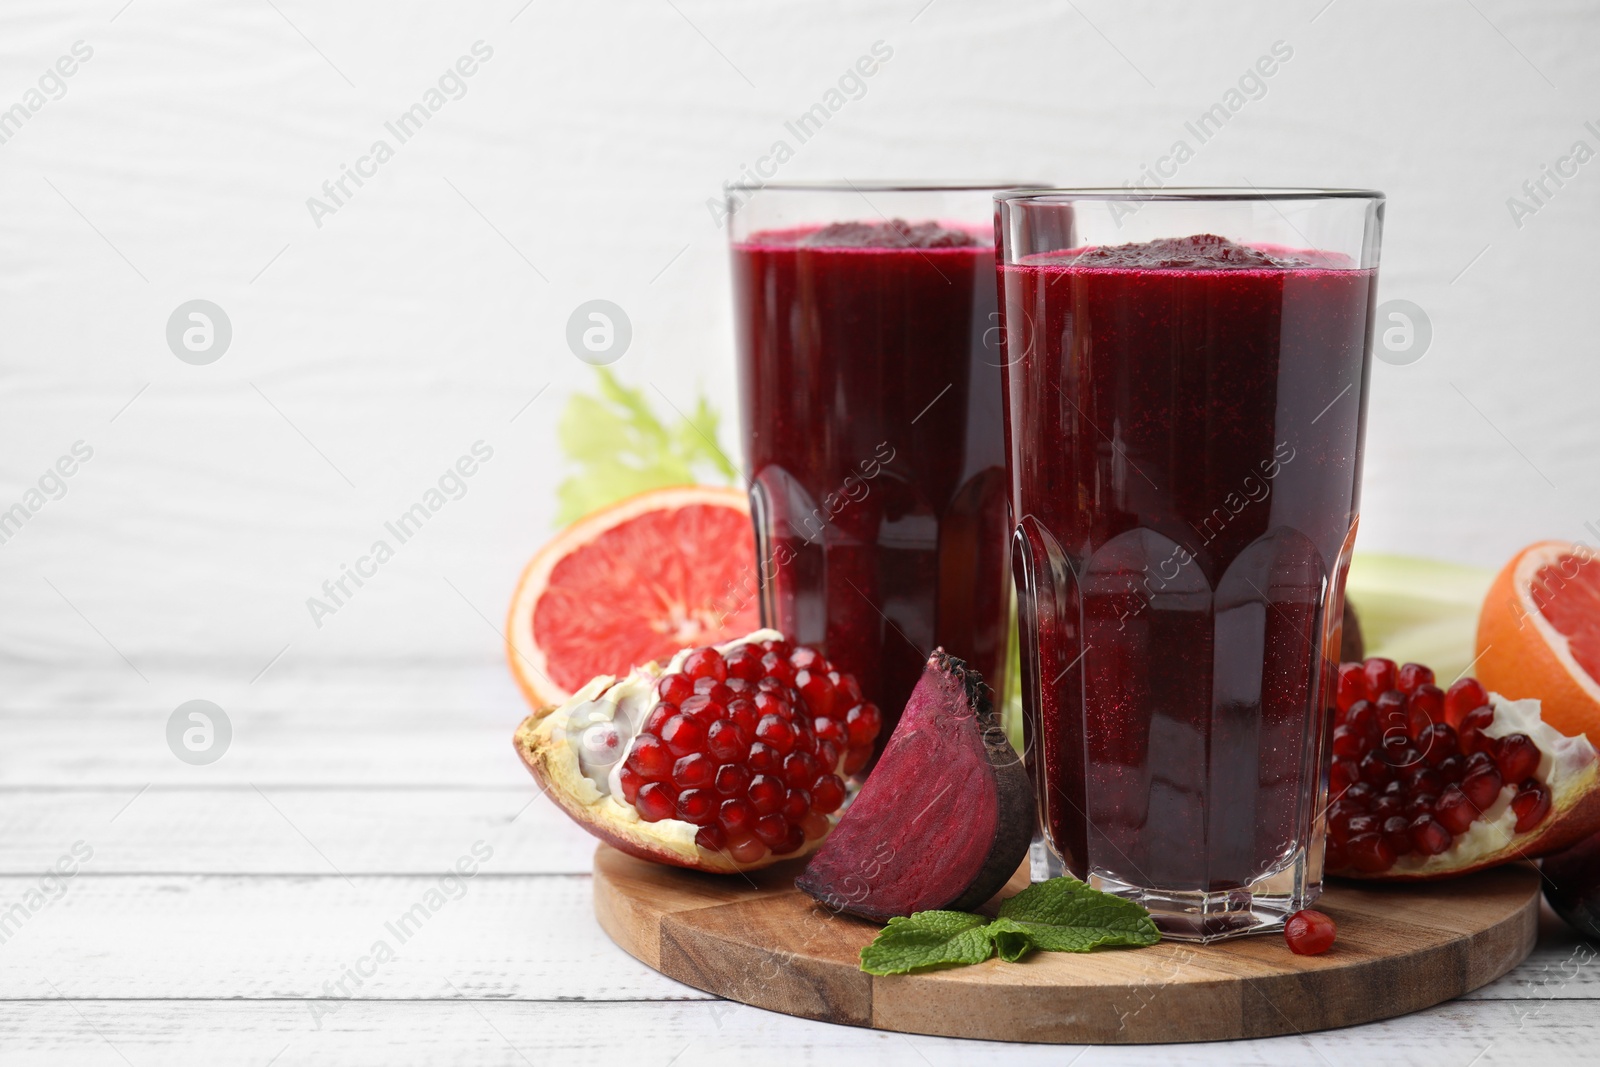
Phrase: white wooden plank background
[{"left": 6, "top": 0, "right": 1600, "bottom": 1062}]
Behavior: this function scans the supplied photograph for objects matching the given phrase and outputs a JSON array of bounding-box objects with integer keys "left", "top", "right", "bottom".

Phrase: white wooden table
[{"left": 2, "top": 666, "right": 1595, "bottom": 1066}]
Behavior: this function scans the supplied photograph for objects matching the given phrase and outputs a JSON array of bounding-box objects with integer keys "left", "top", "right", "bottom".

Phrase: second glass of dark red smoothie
[
  {"left": 728, "top": 183, "right": 1021, "bottom": 767},
  {"left": 996, "top": 189, "right": 1384, "bottom": 940}
]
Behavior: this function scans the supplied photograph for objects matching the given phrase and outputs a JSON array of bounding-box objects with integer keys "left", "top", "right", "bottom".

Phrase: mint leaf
[
  {"left": 554, "top": 368, "right": 739, "bottom": 526},
  {"left": 858, "top": 911, "right": 995, "bottom": 975},
  {"left": 990, "top": 877, "right": 1161, "bottom": 956}
]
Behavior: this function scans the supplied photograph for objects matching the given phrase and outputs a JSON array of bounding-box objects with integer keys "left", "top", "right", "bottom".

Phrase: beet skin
[{"left": 795, "top": 649, "right": 1035, "bottom": 921}]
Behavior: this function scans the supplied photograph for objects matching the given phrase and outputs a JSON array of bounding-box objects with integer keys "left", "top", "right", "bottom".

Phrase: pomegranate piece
[
  {"left": 1320, "top": 657, "right": 1600, "bottom": 881},
  {"left": 1284, "top": 909, "right": 1337, "bottom": 955},
  {"left": 513, "top": 631, "right": 880, "bottom": 875},
  {"left": 797, "top": 649, "right": 1034, "bottom": 921}
]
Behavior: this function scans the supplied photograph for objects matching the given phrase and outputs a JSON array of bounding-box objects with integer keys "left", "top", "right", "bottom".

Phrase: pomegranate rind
[
  {"left": 1331, "top": 694, "right": 1600, "bottom": 882},
  {"left": 795, "top": 649, "right": 1035, "bottom": 920},
  {"left": 512, "top": 635, "right": 831, "bottom": 876},
  {"left": 506, "top": 485, "right": 757, "bottom": 710},
  {"left": 1477, "top": 540, "right": 1600, "bottom": 748}
]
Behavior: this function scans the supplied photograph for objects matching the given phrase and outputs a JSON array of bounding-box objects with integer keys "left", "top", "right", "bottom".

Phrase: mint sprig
[{"left": 858, "top": 877, "right": 1160, "bottom": 975}]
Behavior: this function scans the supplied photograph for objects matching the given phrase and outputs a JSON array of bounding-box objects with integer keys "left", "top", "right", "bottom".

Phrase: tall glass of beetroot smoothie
[
  {"left": 729, "top": 183, "right": 1024, "bottom": 770},
  {"left": 996, "top": 189, "right": 1384, "bottom": 940}
]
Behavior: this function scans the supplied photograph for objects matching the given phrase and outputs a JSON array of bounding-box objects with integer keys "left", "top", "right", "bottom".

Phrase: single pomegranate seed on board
[{"left": 1284, "top": 909, "right": 1337, "bottom": 955}]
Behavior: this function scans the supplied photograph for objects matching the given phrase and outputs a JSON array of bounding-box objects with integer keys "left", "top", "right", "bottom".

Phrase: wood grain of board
[{"left": 592, "top": 846, "right": 1542, "bottom": 1044}]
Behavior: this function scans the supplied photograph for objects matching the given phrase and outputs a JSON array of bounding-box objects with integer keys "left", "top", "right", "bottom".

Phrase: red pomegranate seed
[
  {"left": 760, "top": 637, "right": 792, "bottom": 659},
  {"left": 682, "top": 647, "right": 727, "bottom": 682},
  {"left": 1495, "top": 734, "right": 1541, "bottom": 783},
  {"left": 817, "top": 739, "right": 842, "bottom": 772},
  {"left": 834, "top": 671, "right": 864, "bottom": 706},
  {"left": 714, "top": 762, "right": 751, "bottom": 796},
  {"left": 782, "top": 751, "right": 819, "bottom": 788},
  {"left": 1460, "top": 706, "right": 1498, "bottom": 753},
  {"left": 1282, "top": 909, "right": 1336, "bottom": 954},
  {"left": 724, "top": 647, "right": 765, "bottom": 683},
  {"left": 1345, "top": 814, "right": 1379, "bottom": 838},
  {"left": 782, "top": 788, "right": 811, "bottom": 821},
  {"left": 1405, "top": 792, "right": 1437, "bottom": 819},
  {"left": 1335, "top": 662, "right": 1366, "bottom": 712},
  {"left": 1331, "top": 725, "right": 1365, "bottom": 760},
  {"left": 789, "top": 647, "right": 824, "bottom": 671},
  {"left": 728, "top": 698, "right": 760, "bottom": 734},
  {"left": 812, "top": 715, "right": 845, "bottom": 743},
  {"left": 1435, "top": 754, "right": 1466, "bottom": 784},
  {"left": 706, "top": 720, "right": 748, "bottom": 762},
  {"left": 776, "top": 823, "right": 806, "bottom": 855},
  {"left": 1372, "top": 795, "right": 1403, "bottom": 820},
  {"left": 811, "top": 774, "right": 845, "bottom": 813},
  {"left": 1375, "top": 689, "right": 1407, "bottom": 734},
  {"left": 618, "top": 766, "right": 643, "bottom": 803},
  {"left": 748, "top": 741, "right": 783, "bottom": 774},
  {"left": 676, "top": 788, "right": 716, "bottom": 825},
  {"left": 1382, "top": 815, "right": 1413, "bottom": 856},
  {"left": 627, "top": 735, "right": 672, "bottom": 780},
  {"left": 747, "top": 774, "right": 785, "bottom": 816},
  {"left": 1348, "top": 832, "right": 1396, "bottom": 872},
  {"left": 1461, "top": 767, "right": 1503, "bottom": 811},
  {"left": 1435, "top": 787, "right": 1476, "bottom": 834},
  {"left": 796, "top": 670, "right": 836, "bottom": 718},
  {"left": 801, "top": 811, "right": 830, "bottom": 840},
  {"left": 759, "top": 652, "right": 795, "bottom": 685},
  {"left": 680, "top": 695, "right": 724, "bottom": 724},
  {"left": 636, "top": 782, "right": 676, "bottom": 822},
  {"left": 1343, "top": 700, "right": 1378, "bottom": 738},
  {"left": 1415, "top": 723, "right": 1458, "bottom": 767},
  {"left": 1343, "top": 782, "right": 1377, "bottom": 808},
  {"left": 718, "top": 797, "right": 754, "bottom": 833},
  {"left": 727, "top": 834, "right": 766, "bottom": 863},
  {"left": 1444, "top": 678, "right": 1489, "bottom": 726},
  {"left": 657, "top": 673, "right": 694, "bottom": 704},
  {"left": 695, "top": 823, "right": 727, "bottom": 851},
  {"left": 1408, "top": 815, "right": 1452, "bottom": 855},
  {"left": 1511, "top": 781, "right": 1552, "bottom": 833},
  {"left": 845, "top": 704, "right": 881, "bottom": 746},
  {"left": 755, "top": 715, "right": 797, "bottom": 754},
  {"left": 1396, "top": 662, "right": 1435, "bottom": 694},
  {"left": 1358, "top": 751, "right": 1394, "bottom": 786},
  {"left": 1406, "top": 684, "right": 1445, "bottom": 738},
  {"left": 692, "top": 676, "right": 734, "bottom": 702},
  {"left": 672, "top": 753, "right": 716, "bottom": 789},
  {"left": 660, "top": 714, "right": 707, "bottom": 757},
  {"left": 642, "top": 703, "right": 676, "bottom": 737},
  {"left": 1362, "top": 658, "right": 1398, "bottom": 701},
  {"left": 753, "top": 812, "right": 791, "bottom": 848}
]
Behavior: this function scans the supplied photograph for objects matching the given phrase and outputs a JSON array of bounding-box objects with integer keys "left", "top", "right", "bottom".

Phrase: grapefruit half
[
  {"left": 1477, "top": 540, "right": 1600, "bottom": 748},
  {"left": 507, "top": 485, "right": 761, "bottom": 709}
]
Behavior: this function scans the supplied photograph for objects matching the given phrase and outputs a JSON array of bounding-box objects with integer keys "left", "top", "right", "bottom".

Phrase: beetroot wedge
[{"left": 796, "top": 649, "right": 1034, "bottom": 921}]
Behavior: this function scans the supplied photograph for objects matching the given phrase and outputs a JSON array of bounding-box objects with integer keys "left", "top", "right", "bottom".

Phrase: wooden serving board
[{"left": 592, "top": 845, "right": 1541, "bottom": 1044}]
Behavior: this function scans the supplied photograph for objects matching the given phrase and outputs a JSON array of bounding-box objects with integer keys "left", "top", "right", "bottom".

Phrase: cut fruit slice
[
  {"left": 512, "top": 630, "right": 878, "bottom": 874},
  {"left": 1325, "top": 656, "right": 1600, "bottom": 881},
  {"left": 507, "top": 485, "right": 760, "bottom": 709},
  {"left": 1476, "top": 540, "right": 1600, "bottom": 749},
  {"left": 795, "top": 650, "right": 1034, "bottom": 920}
]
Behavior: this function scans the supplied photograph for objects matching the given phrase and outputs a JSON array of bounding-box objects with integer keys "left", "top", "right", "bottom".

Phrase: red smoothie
[
  {"left": 732, "top": 220, "right": 1010, "bottom": 753},
  {"left": 1000, "top": 235, "right": 1376, "bottom": 895}
]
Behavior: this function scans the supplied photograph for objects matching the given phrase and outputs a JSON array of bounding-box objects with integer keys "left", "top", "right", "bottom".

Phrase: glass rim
[
  {"left": 728, "top": 179, "right": 1045, "bottom": 194},
  {"left": 995, "top": 186, "right": 1384, "bottom": 204}
]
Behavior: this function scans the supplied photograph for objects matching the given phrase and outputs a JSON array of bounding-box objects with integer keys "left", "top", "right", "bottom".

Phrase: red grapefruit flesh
[{"left": 507, "top": 486, "right": 760, "bottom": 709}]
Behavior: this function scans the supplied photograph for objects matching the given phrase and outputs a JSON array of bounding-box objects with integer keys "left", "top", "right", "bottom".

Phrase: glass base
[{"left": 1030, "top": 837, "right": 1320, "bottom": 943}]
